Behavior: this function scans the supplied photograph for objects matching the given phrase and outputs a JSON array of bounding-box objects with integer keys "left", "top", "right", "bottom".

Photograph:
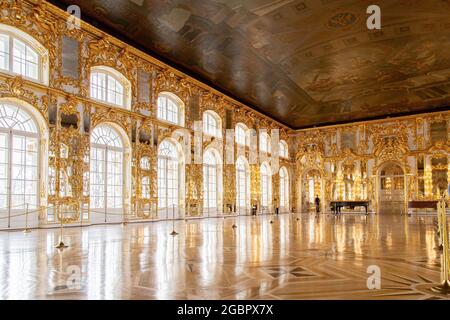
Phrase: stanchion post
[
  {"left": 269, "top": 207, "right": 273, "bottom": 224},
  {"left": 23, "top": 203, "right": 30, "bottom": 233},
  {"left": 122, "top": 206, "right": 127, "bottom": 226},
  {"left": 170, "top": 204, "right": 178, "bottom": 236},
  {"left": 55, "top": 201, "right": 68, "bottom": 249},
  {"left": 437, "top": 204, "right": 443, "bottom": 249},
  {"left": 232, "top": 219, "right": 238, "bottom": 229},
  {"left": 432, "top": 195, "right": 450, "bottom": 294},
  {"left": 7, "top": 203, "right": 11, "bottom": 229}
]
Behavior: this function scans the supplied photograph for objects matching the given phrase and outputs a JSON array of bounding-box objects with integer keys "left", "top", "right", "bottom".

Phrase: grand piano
[
  {"left": 330, "top": 200, "right": 370, "bottom": 215},
  {"left": 408, "top": 200, "right": 439, "bottom": 209}
]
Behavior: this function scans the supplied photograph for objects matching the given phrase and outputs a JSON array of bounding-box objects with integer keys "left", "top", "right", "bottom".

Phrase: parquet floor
[{"left": 0, "top": 213, "right": 447, "bottom": 300}]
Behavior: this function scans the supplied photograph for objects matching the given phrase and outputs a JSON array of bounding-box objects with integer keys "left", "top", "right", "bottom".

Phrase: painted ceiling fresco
[{"left": 51, "top": 0, "right": 450, "bottom": 129}]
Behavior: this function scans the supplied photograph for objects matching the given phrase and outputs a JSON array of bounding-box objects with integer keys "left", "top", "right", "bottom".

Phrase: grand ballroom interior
[{"left": 0, "top": 0, "right": 449, "bottom": 302}]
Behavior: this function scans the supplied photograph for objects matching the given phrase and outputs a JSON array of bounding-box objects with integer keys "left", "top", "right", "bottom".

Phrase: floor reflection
[{"left": 0, "top": 213, "right": 445, "bottom": 299}]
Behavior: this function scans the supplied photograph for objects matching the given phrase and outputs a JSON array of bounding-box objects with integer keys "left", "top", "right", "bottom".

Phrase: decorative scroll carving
[
  {"left": 371, "top": 122, "right": 409, "bottom": 164},
  {"left": 154, "top": 68, "right": 197, "bottom": 103}
]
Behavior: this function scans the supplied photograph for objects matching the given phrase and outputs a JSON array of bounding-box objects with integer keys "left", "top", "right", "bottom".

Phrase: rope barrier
[{"left": 1, "top": 202, "right": 290, "bottom": 237}]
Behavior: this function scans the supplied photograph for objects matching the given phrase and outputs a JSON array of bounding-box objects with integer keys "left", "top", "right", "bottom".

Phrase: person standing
[{"left": 315, "top": 195, "right": 321, "bottom": 214}]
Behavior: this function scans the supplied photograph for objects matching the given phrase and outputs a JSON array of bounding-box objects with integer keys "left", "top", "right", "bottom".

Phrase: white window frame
[
  {"left": 0, "top": 24, "right": 49, "bottom": 85},
  {"left": 157, "top": 92, "right": 184, "bottom": 126},
  {"left": 235, "top": 123, "right": 249, "bottom": 146},
  {"left": 259, "top": 132, "right": 271, "bottom": 154},
  {"left": 157, "top": 140, "right": 179, "bottom": 214},
  {"left": 203, "top": 111, "right": 221, "bottom": 137},
  {"left": 203, "top": 149, "right": 219, "bottom": 215},
  {"left": 90, "top": 125, "right": 124, "bottom": 210},
  {"left": 0, "top": 103, "right": 40, "bottom": 214},
  {"left": 90, "top": 66, "right": 131, "bottom": 109}
]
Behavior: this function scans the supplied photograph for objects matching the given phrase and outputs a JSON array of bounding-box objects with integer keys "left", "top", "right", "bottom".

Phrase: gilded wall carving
[{"left": 294, "top": 113, "right": 450, "bottom": 213}]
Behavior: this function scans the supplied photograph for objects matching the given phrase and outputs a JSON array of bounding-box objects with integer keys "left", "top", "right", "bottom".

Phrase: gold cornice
[{"left": 291, "top": 110, "right": 450, "bottom": 135}]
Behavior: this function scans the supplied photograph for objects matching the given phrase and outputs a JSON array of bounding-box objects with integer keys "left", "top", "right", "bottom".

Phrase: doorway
[
  {"left": 379, "top": 163, "right": 405, "bottom": 214},
  {"left": 302, "top": 170, "right": 322, "bottom": 213}
]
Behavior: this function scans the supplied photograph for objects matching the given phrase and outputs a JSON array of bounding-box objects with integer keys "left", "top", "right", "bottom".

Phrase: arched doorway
[
  {"left": 90, "top": 124, "right": 130, "bottom": 223},
  {"left": 378, "top": 163, "right": 405, "bottom": 214},
  {"left": 0, "top": 102, "right": 39, "bottom": 228},
  {"left": 157, "top": 139, "right": 185, "bottom": 220},
  {"left": 301, "top": 169, "right": 322, "bottom": 213},
  {"left": 0, "top": 99, "right": 48, "bottom": 229}
]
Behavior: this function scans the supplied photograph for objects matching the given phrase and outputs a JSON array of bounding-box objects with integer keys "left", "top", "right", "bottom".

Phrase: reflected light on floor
[{"left": 0, "top": 213, "right": 444, "bottom": 300}]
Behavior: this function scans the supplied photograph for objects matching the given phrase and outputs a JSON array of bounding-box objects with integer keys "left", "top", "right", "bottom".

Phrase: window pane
[
  {"left": 0, "top": 34, "right": 9, "bottom": 71},
  {"left": 157, "top": 95, "right": 180, "bottom": 125},
  {"left": 12, "top": 38, "right": 39, "bottom": 80},
  {"left": 107, "top": 75, "right": 124, "bottom": 106},
  {"left": 91, "top": 72, "right": 107, "bottom": 102}
]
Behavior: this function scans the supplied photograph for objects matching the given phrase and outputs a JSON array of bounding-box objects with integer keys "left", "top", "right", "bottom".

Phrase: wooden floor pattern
[{"left": 0, "top": 213, "right": 447, "bottom": 300}]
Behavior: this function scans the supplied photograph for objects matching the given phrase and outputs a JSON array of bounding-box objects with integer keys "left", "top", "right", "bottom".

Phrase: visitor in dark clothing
[{"left": 315, "top": 195, "right": 320, "bottom": 213}]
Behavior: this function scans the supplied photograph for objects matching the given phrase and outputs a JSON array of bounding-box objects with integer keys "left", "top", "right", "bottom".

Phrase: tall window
[
  {"left": 90, "top": 125, "right": 124, "bottom": 209},
  {"left": 279, "top": 167, "right": 289, "bottom": 210},
  {"left": 236, "top": 157, "right": 249, "bottom": 214},
  {"left": 235, "top": 123, "right": 248, "bottom": 146},
  {"left": 203, "top": 149, "right": 219, "bottom": 213},
  {"left": 158, "top": 140, "right": 179, "bottom": 211},
  {"left": 90, "top": 67, "right": 131, "bottom": 109},
  {"left": 279, "top": 140, "right": 288, "bottom": 158},
  {"left": 203, "top": 111, "right": 221, "bottom": 137},
  {"left": 0, "top": 103, "right": 39, "bottom": 210},
  {"left": 0, "top": 26, "right": 48, "bottom": 83},
  {"left": 157, "top": 93, "right": 184, "bottom": 126},
  {"left": 261, "top": 162, "right": 272, "bottom": 208},
  {"left": 259, "top": 132, "right": 271, "bottom": 153}
]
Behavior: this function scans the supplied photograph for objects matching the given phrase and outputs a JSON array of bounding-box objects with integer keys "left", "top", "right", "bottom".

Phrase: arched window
[
  {"left": 203, "top": 111, "right": 221, "bottom": 137},
  {"left": 259, "top": 132, "right": 271, "bottom": 153},
  {"left": 0, "top": 103, "right": 39, "bottom": 210},
  {"left": 260, "top": 162, "right": 272, "bottom": 208},
  {"left": 157, "top": 92, "right": 184, "bottom": 126},
  {"left": 203, "top": 149, "right": 221, "bottom": 215},
  {"left": 140, "top": 156, "right": 150, "bottom": 170},
  {"left": 236, "top": 156, "right": 250, "bottom": 214},
  {"left": 279, "top": 140, "right": 288, "bottom": 158},
  {"left": 158, "top": 140, "right": 179, "bottom": 214},
  {"left": 235, "top": 123, "right": 249, "bottom": 146},
  {"left": 90, "top": 66, "right": 131, "bottom": 109},
  {"left": 0, "top": 24, "right": 49, "bottom": 84},
  {"left": 90, "top": 125, "right": 124, "bottom": 209},
  {"left": 279, "top": 167, "right": 289, "bottom": 211}
]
